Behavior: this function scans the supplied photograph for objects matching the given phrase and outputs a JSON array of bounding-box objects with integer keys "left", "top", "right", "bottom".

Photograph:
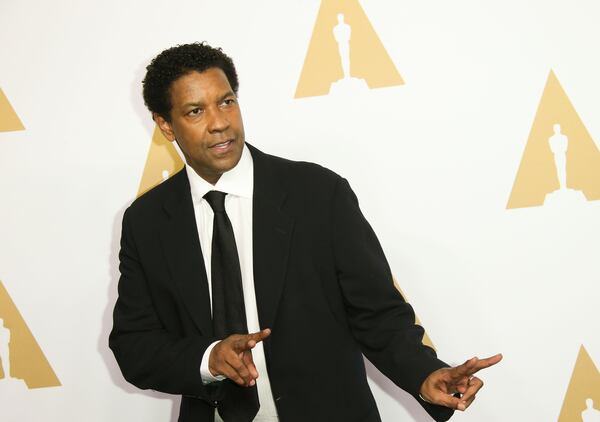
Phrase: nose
[{"left": 207, "top": 108, "right": 229, "bottom": 133}]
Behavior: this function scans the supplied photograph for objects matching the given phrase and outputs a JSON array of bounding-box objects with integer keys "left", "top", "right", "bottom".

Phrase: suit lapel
[
  {"left": 249, "top": 145, "right": 294, "bottom": 332},
  {"left": 159, "top": 170, "right": 213, "bottom": 336}
]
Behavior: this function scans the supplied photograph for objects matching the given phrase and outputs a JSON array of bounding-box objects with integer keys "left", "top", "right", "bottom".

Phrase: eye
[
  {"left": 187, "top": 107, "right": 203, "bottom": 116},
  {"left": 221, "top": 98, "right": 236, "bottom": 107}
]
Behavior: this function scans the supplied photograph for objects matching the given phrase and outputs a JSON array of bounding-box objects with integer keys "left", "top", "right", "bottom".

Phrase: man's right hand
[{"left": 208, "top": 328, "right": 271, "bottom": 387}]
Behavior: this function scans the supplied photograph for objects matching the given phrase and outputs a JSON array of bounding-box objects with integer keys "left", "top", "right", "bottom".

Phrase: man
[{"left": 109, "top": 42, "right": 501, "bottom": 422}]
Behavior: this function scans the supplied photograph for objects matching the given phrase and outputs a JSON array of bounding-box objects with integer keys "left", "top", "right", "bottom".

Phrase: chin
[{"left": 215, "top": 155, "right": 240, "bottom": 173}]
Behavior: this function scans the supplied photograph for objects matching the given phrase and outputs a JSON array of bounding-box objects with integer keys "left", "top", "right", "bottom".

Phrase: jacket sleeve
[
  {"left": 331, "top": 177, "right": 454, "bottom": 422},
  {"left": 109, "top": 208, "right": 222, "bottom": 402}
]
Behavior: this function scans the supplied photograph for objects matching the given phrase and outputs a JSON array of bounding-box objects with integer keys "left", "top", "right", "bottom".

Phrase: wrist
[
  {"left": 419, "top": 393, "right": 432, "bottom": 404},
  {"left": 200, "top": 340, "right": 225, "bottom": 383}
]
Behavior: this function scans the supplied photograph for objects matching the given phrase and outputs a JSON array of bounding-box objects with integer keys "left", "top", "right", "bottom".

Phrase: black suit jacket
[{"left": 109, "top": 144, "right": 454, "bottom": 422}]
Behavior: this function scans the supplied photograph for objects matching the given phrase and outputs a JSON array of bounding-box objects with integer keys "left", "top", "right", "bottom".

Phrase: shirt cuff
[{"left": 200, "top": 340, "right": 227, "bottom": 384}]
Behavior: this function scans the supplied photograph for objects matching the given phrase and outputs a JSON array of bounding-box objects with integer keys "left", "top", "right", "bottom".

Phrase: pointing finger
[
  {"left": 248, "top": 328, "right": 271, "bottom": 344},
  {"left": 465, "top": 353, "right": 503, "bottom": 376},
  {"left": 477, "top": 353, "right": 503, "bottom": 369},
  {"left": 449, "top": 357, "right": 479, "bottom": 379},
  {"left": 450, "top": 353, "right": 502, "bottom": 379},
  {"left": 244, "top": 329, "right": 271, "bottom": 350}
]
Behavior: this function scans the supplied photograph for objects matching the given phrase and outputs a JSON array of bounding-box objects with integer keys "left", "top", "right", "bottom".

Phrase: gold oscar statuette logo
[
  {"left": 0, "top": 88, "right": 25, "bottom": 133},
  {"left": 557, "top": 345, "right": 600, "bottom": 421},
  {"left": 137, "top": 126, "right": 184, "bottom": 197},
  {"left": 295, "top": 0, "right": 404, "bottom": 98},
  {"left": 507, "top": 70, "right": 600, "bottom": 209},
  {"left": 0, "top": 280, "right": 60, "bottom": 389}
]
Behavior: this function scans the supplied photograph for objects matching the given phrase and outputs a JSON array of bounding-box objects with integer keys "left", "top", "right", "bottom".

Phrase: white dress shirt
[{"left": 186, "top": 143, "right": 279, "bottom": 421}]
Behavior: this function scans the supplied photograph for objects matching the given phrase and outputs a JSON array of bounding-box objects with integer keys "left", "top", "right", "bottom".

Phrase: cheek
[
  {"left": 181, "top": 128, "right": 208, "bottom": 148},
  {"left": 233, "top": 116, "right": 245, "bottom": 134}
]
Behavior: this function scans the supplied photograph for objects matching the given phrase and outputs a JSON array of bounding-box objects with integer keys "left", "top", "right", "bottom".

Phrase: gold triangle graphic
[
  {"left": 295, "top": 0, "right": 404, "bottom": 98},
  {"left": 0, "top": 88, "right": 25, "bottom": 132},
  {"left": 507, "top": 70, "right": 600, "bottom": 209},
  {"left": 0, "top": 280, "right": 60, "bottom": 388},
  {"left": 393, "top": 277, "right": 434, "bottom": 349},
  {"left": 137, "top": 126, "right": 185, "bottom": 197},
  {"left": 557, "top": 345, "right": 600, "bottom": 422}
]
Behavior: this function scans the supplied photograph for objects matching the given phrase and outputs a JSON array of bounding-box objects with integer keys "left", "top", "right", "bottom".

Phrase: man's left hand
[{"left": 419, "top": 353, "right": 502, "bottom": 411}]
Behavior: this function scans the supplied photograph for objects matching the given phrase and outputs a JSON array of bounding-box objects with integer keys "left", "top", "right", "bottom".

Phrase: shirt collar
[{"left": 186, "top": 142, "right": 254, "bottom": 203}]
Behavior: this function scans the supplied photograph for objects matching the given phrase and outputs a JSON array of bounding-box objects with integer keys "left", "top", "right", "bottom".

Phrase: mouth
[{"left": 209, "top": 139, "right": 235, "bottom": 152}]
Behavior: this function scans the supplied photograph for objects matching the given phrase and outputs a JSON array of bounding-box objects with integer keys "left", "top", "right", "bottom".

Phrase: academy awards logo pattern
[
  {"left": 1, "top": 88, "right": 58, "bottom": 390},
  {"left": 507, "top": 71, "right": 600, "bottom": 209},
  {"left": 558, "top": 345, "right": 600, "bottom": 422},
  {"left": 0, "top": 281, "right": 60, "bottom": 389},
  {"left": 0, "top": 88, "right": 25, "bottom": 132},
  {"left": 137, "top": 127, "right": 184, "bottom": 197},
  {"left": 295, "top": 0, "right": 403, "bottom": 98}
]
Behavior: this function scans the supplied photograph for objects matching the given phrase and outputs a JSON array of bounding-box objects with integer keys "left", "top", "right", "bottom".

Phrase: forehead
[{"left": 169, "top": 68, "right": 233, "bottom": 105}]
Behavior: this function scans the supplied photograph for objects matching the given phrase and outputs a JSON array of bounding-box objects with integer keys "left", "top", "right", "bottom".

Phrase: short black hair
[{"left": 142, "top": 42, "right": 239, "bottom": 121}]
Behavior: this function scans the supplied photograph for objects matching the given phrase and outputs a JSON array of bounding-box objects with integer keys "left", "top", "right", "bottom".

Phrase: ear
[{"left": 153, "top": 113, "right": 176, "bottom": 142}]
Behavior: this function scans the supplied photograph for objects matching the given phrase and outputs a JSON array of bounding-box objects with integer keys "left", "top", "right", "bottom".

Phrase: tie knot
[{"left": 204, "top": 190, "right": 227, "bottom": 213}]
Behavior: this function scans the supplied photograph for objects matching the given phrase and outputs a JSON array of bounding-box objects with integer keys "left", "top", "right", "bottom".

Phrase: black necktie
[{"left": 204, "top": 190, "right": 259, "bottom": 422}]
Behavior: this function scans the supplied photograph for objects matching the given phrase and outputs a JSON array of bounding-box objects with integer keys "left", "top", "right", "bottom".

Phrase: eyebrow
[{"left": 182, "top": 91, "right": 235, "bottom": 109}]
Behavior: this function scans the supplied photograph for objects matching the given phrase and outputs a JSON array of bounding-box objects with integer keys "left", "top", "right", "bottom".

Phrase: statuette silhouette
[
  {"left": 582, "top": 398, "right": 600, "bottom": 422},
  {"left": 333, "top": 13, "right": 351, "bottom": 79},
  {"left": 543, "top": 123, "right": 586, "bottom": 205},
  {"left": 549, "top": 123, "right": 568, "bottom": 189},
  {"left": 329, "top": 13, "right": 368, "bottom": 94}
]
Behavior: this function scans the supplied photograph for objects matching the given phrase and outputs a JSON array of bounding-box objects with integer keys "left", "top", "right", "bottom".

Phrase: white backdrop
[{"left": 1, "top": 1, "right": 600, "bottom": 421}]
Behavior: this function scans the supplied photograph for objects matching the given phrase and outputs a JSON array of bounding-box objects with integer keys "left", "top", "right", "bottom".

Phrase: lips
[{"left": 209, "top": 139, "right": 234, "bottom": 151}]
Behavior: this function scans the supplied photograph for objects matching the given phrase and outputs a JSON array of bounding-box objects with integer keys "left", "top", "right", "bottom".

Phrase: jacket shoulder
[{"left": 257, "top": 149, "right": 343, "bottom": 190}]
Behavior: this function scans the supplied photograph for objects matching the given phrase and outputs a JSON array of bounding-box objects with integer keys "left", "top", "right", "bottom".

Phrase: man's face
[{"left": 155, "top": 68, "right": 245, "bottom": 184}]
